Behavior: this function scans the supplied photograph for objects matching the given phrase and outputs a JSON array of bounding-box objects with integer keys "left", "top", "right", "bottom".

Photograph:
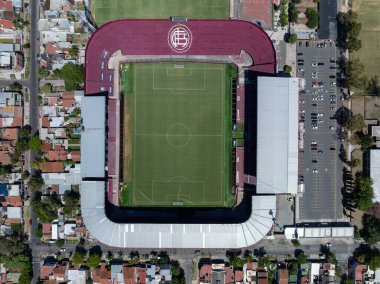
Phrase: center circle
[{"left": 166, "top": 123, "right": 191, "bottom": 147}]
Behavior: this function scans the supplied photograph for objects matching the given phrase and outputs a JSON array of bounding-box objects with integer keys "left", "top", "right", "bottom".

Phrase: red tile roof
[
  {"left": 0, "top": 19, "right": 14, "bottom": 29},
  {"left": 41, "top": 141, "right": 51, "bottom": 152},
  {"left": 45, "top": 42, "right": 62, "bottom": 55},
  {"left": 199, "top": 264, "right": 212, "bottom": 282},
  {"left": 70, "top": 151, "right": 80, "bottom": 162},
  {"left": 278, "top": 269, "right": 289, "bottom": 284},
  {"left": 235, "top": 270, "right": 244, "bottom": 282},
  {"left": 41, "top": 162, "right": 64, "bottom": 173},
  {"left": 42, "top": 223, "right": 52, "bottom": 236},
  {"left": 47, "top": 150, "right": 67, "bottom": 161},
  {"left": 5, "top": 196, "right": 22, "bottom": 207},
  {"left": 123, "top": 267, "right": 135, "bottom": 284},
  {"left": 1, "top": 128, "right": 18, "bottom": 140},
  {"left": 355, "top": 265, "right": 367, "bottom": 282},
  {"left": 225, "top": 267, "right": 234, "bottom": 283},
  {"left": 53, "top": 264, "right": 67, "bottom": 279},
  {"left": 40, "top": 265, "right": 55, "bottom": 280},
  {"left": 0, "top": 151, "right": 11, "bottom": 165},
  {"left": 42, "top": 117, "right": 50, "bottom": 128},
  {"left": 0, "top": 0, "right": 13, "bottom": 11}
]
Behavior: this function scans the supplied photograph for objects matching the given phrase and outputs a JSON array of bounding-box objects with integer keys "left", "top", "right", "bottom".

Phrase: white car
[
  {"left": 312, "top": 169, "right": 319, "bottom": 173},
  {"left": 312, "top": 126, "right": 318, "bottom": 130},
  {"left": 312, "top": 72, "right": 318, "bottom": 76},
  {"left": 312, "top": 62, "right": 317, "bottom": 66},
  {"left": 317, "top": 113, "right": 324, "bottom": 117}
]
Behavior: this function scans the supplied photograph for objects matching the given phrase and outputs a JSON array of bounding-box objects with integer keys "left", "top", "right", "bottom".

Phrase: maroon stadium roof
[{"left": 85, "top": 19, "right": 276, "bottom": 94}]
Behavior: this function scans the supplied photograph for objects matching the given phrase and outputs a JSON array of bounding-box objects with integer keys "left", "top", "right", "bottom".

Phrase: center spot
[{"left": 166, "top": 123, "right": 191, "bottom": 147}]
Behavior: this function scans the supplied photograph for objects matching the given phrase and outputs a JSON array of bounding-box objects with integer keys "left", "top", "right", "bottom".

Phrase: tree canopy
[
  {"left": 288, "top": 33, "right": 297, "bottom": 44},
  {"left": 28, "top": 135, "right": 42, "bottom": 152},
  {"left": 27, "top": 174, "right": 44, "bottom": 191},
  {"left": 344, "top": 59, "right": 368, "bottom": 89},
  {"left": 284, "top": 65, "right": 292, "bottom": 74},
  {"left": 337, "top": 11, "right": 362, "bottom": 52},
  {"left": 62, "top": 190, "right": 80, "bottom": 216},
  {"left": 305, "top": 8, "right": 319, "bottom": 29},
  {"left": 355, "top": 176, "right": 374, "bottom": 212},
  {"left": 346, "top": 114, "right": 365, "bottom": 132},
  {"left": 54, "top": 64, "right": 84, "bottom": 91},
  {"left": 288, "top": 2, "right": 299, "bottom": 23}
]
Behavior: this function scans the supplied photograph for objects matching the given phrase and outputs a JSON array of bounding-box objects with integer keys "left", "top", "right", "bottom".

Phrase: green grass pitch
[
  {"left": 91, "top": 0, "right": 229, "bottom": 26},
  {"left": 120, "top": 62, "right": 235, "bottom": 207}
]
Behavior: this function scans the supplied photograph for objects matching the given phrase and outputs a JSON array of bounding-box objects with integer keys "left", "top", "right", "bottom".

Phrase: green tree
[
  {"left": 27, "top": 175, "right": 44, "bottom": 191},
  {"left": 8, "top": 82, "right": 22, "bottom": 92},
  {"left": 38, "top": 67, "right": 50, "bottom": 78},
  {"left": 284, "top": 65, "right": 292, "bottom": 74},
  {"left": 23, "top": 43, "right": 30, "bottom": 49},
  {"left": 62, "top": 190, "right": 80, "bottom": 216},
  {"left": 361, "top": 214, "right": 380, "bottom": 245},
  {"left": 35, "top": 227, "right": 42, "bottom": 238},
  {"left": 291, "top": 239, "right": 301, "bottom": 247},
  {"left": 305, "top": 8, "right": 319, "bottom": 29},
  {"left": 19, "top": 125, "right": 31, "bottom": 139},
  {"left": 28, "top": 135, "right": 42, "bottom": 152},
  {"left": 346, "top": 114, "right": 365, "bottom": 132},
  {"left": 346, "top": 158, "right": 361, "bottom": 168},
  {"left": 359, "top": 134, "right": 374, "bottom": 152},
  {"left": 355, "top": 176, "right": 374, "bottom": 211},
  {"left": 337, "top": 11, "right": 362, "bottom": 52},
  {"left": 68, "top": 45, "right": 79, "bottom": 57},
  {"left": 171, "top": 265, "right": 182, "bottom": 277},
  {"left": 72, "top": 251, "right": 86, "bottom": 265},
  {"left": 55, "top": 239, "right": 65, "bottom": 248},
  {"left": 54, "top": 64, "right": 84, "bottom": 91},
  {"left": 288, "top": 33, "right": 297, "bottom": 44},
  {"left": 288, "top": 2, "right": 299, "bottom": 23},
  {"left": 87, "top": 254, "right": 101, "bottom": 268},
  {"left": 366, "top": 76, "right": 380, "bottom": 96},
  {"left": 344, "top": 59, "right": 367, "bottom": 89},
  {"left": 18, "top": 272, "right": 32, "bottom": 284}
]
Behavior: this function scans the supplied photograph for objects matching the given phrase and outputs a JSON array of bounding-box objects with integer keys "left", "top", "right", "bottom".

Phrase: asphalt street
[{"left": 296, "top": 41, "right": 344, "bottom": 222}]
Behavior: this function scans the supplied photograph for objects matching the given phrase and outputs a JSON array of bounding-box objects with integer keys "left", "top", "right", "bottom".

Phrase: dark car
[
  {"left": 298, "top": 63, "right": 304, "bottom": 66},
  {"left": 330, "top": 147, "right": 335, "bottom": 150},
  {"left": 312, "top": 160, "right": 318, "bottom": 163},
  {"left": 297, "top": 53, "right": 303, "bottom": 56},
  {"left": 318, "top": 62, "right": 324, "bottom": 66},
  {"left": 330, "top": 66, "right": 336, "bottom": 69},
  {"left": 329, "top": 75, "right": 336, "bottom": 79}
]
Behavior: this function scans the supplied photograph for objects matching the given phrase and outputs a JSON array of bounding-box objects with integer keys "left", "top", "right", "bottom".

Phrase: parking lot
[{"left": 296, "top": 41, "right": 344, "bottom": 222}]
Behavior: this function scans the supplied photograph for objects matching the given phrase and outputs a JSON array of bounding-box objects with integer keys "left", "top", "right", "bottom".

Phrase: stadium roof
[
  {"left": 81, "top": 179, "right": 276, "bottom": 248},
  {"left": 80, "top": 95, "right": 106, "bottom": 178},
  {"left": 370, "top": 149, "right": 380, "bottom": 203},
  {"left": 256, "top": 77, "right": 299, "bottom": 195}
]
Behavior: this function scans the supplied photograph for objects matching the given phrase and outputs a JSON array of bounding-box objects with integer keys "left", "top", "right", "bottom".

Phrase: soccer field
[
  {"left": 352, "top": 0, "right": 380, "bottom": 81},
  {"left": 92, "top": 0, "right": 229, "bottom": 26},
  {"left": 120, "top": 62, "right": 235, "bottom": 207}
]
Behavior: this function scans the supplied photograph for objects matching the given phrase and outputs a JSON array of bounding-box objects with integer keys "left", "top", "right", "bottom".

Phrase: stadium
[{"left": 81, "top": 19, "right": 300, "bottom": 248}]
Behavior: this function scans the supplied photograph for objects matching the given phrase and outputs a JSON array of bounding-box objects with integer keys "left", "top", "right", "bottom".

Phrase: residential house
[
  {"left": 53, "top": 262, "right": 69, "bottom": 283},
  {"left": 111, "top": 264, "right": 124, "bottom": 284},
  {"left": 42, "top": 223, "right": 52, "bottom": 239},
  {"left": 91, "top": 262, "right": 111, "bottom": 284},
  {"left": 278, "top": 268, "right": 289, "bottom": 284},
  {"left": 257, "top": 267, "right": 269, "bottom": 284},
  {"left": 235, "top": 270, "right": 244, "bottom": 284},
  {"left": 40, "top": 262, "right": 57, "bottom": 281},
  {"left": 0, "top": 0, "right": 15, "bottom": 21},
  {"left": 67, "top": 267, "right": 86, "bottom": 284},
  {"left": 243, "top": 262, "right": 257, "bottom": 284},
  {"left": 123, "top": 266, "right": 146, "bottom": 284},
  {"left": 146, "top": 264, "right": 171, "bottom": 284},
  {"left": 199, "top": 264, "right": 212, "bottom": 283},
  {"left": 225, "top": 266, "right": 234, "bottom": 283},
  {"left": 0, "top": 43, "right": 23, "bottom": 70}
]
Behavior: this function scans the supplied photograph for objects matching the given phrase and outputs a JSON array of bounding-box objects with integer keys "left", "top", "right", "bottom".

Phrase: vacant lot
[
  {"left": 352, "top": 0, "right": 380, "bottom": 79},
  {"left": 121, "top": 62, "right": 234, "bottom": 208},
  {"left": 92, "top": 0, "right": 229, "bottom": 26}
]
